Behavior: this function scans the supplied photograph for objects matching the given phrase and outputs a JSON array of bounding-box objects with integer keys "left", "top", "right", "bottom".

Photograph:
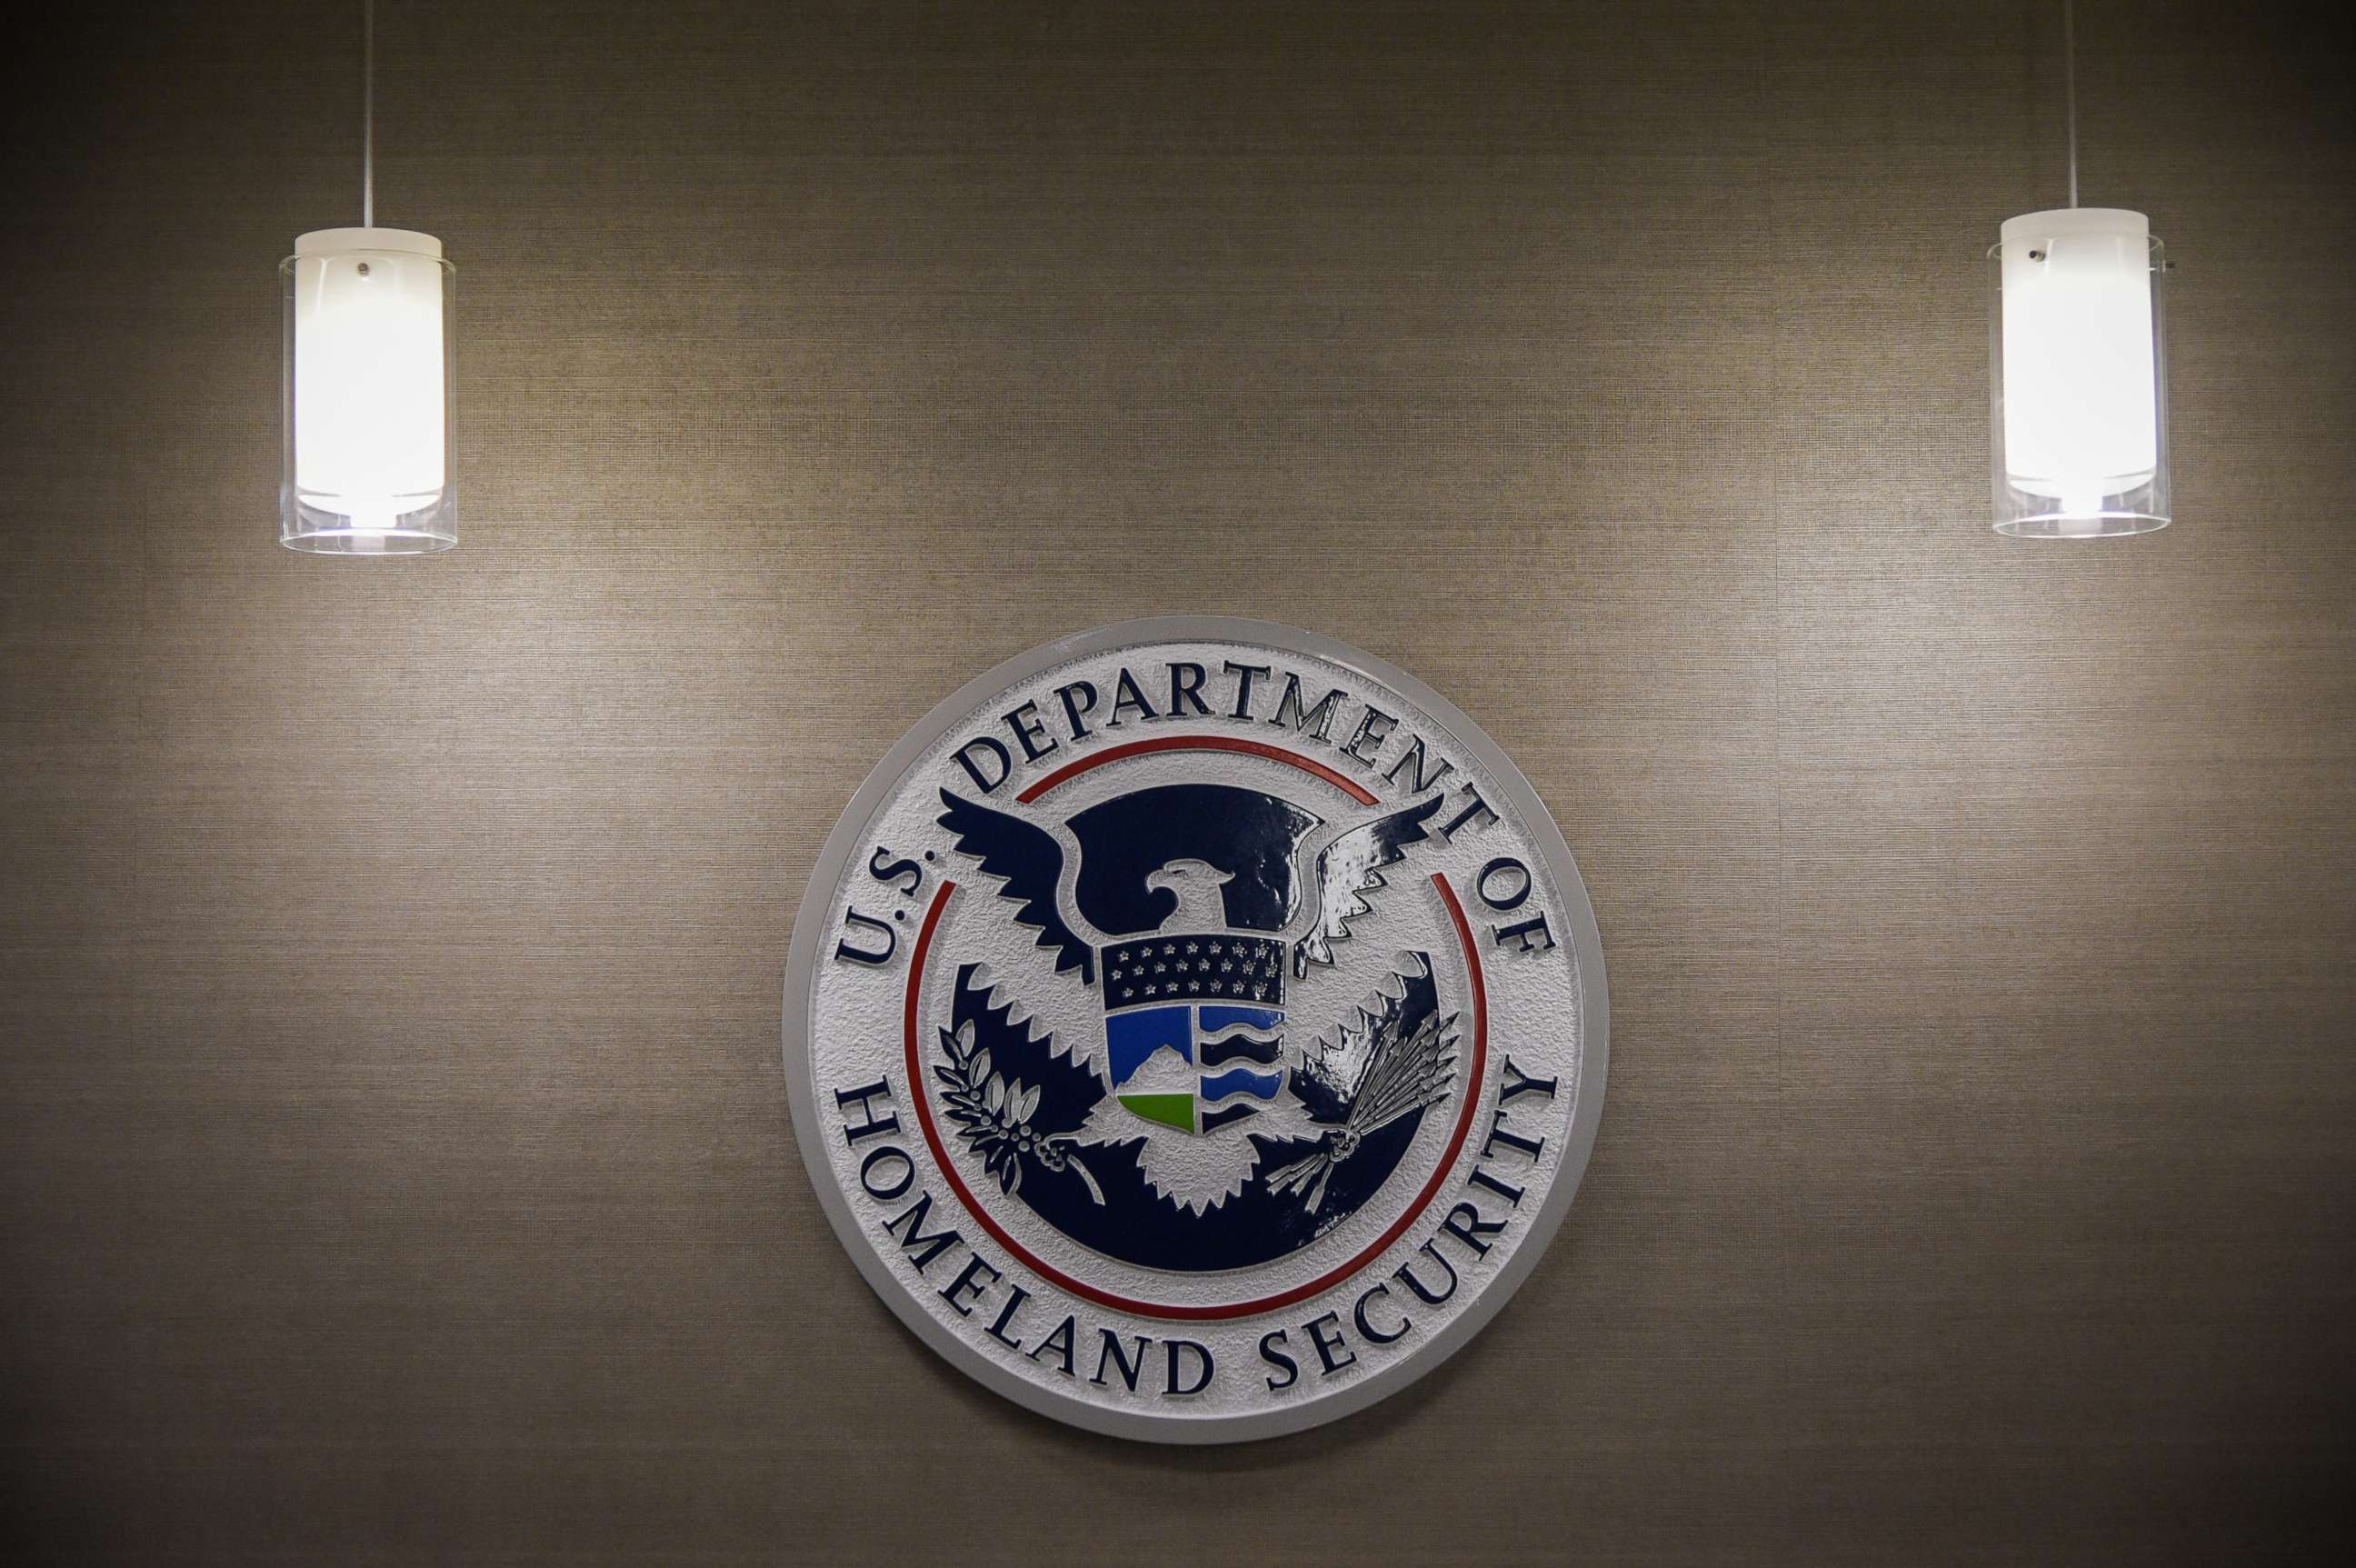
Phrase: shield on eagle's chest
[
  {"left": 1068, "top": 783, "right": 1323, "bottom": 1138},
  {"left": 1102, "top": 949, "right": 1287, "bottom": 1135}
]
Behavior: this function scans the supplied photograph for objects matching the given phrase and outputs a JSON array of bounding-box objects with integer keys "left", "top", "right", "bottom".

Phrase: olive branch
[{"left": 934, "top": 1020, "right": 1104, "bottom": 1204}]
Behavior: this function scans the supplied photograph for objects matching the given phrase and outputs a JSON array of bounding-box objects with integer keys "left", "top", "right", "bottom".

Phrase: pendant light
[
  {"left": 280, "top": 0, "right": 456, "bottom": 554},
  {"left": 1989, "top": 0, "right": 2170, "bottom": 537}
]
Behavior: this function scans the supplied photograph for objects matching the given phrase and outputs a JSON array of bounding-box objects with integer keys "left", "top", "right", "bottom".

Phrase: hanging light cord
[
  {"left": 362, "top": 0, "right": 375, "bottom": 227},
  {"left": 2062, "top": 0, "right": 2079, "bottom": 207}
]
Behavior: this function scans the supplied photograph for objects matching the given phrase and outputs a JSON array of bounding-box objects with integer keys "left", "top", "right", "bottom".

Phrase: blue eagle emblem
[{"left": 932, "top": 780, "right": 1458, "bottom": 1273}]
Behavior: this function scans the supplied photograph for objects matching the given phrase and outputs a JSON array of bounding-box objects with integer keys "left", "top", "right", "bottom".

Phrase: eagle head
[{"left": 1143, "top": 857, "right": 1233, "bottom": 933}]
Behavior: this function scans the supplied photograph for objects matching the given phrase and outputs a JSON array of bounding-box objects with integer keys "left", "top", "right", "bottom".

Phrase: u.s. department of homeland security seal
[{"left": 782, "top": 618, "right": 1606, "bottom": 1443}]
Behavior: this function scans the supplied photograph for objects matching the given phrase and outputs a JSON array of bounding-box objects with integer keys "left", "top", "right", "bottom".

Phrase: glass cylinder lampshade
[
  {"left": 1989, "top": 208, "right": 2169, "bottom": 536},
  {"left": 280, "top": 227, "right": 455, "bottom": 553}
]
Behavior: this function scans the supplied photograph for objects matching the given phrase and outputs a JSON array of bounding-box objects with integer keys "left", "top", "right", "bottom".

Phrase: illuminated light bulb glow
[
  {"left": 280, "top": 227, "right": 455, "bottom": 554},
  {"left": 1989, "top": 208, "right": 2170, "bottom": 537}
]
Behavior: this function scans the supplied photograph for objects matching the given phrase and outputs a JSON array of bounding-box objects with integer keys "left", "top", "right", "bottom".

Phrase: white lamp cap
[
  {"left": 294, "top": 226, "right": 444, "bottom": 258},
  {"left": 2001, "top": 207, "right": 2149, "bottom": 244}
]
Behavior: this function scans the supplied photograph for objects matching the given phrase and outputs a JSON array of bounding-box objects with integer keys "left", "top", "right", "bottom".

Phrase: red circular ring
[{"left": 1016, "top": 734, "right": 1378, "bottom": 805}]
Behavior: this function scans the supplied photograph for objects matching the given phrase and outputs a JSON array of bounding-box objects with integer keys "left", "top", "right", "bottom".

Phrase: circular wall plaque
[{"left": 782, "top": 617, "right": 1607, "bottom": 1443}]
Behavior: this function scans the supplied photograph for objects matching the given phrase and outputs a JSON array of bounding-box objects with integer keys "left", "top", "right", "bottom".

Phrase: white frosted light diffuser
[
  {"left": 1989, "top": 208, "right": 2169, "bottom": 536},
  {"left": 280, "top": 227, "right": 455, "bottom": 554}
]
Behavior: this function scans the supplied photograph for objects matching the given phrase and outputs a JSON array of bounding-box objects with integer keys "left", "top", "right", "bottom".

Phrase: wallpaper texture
[{"left": 2, "top": 0, "right": 2351, "bottom": 1562}]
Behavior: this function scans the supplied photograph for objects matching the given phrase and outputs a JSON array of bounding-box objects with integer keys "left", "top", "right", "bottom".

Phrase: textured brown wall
[{"left": 4, "top": 0, "right": 2352, "bottom": 1562}]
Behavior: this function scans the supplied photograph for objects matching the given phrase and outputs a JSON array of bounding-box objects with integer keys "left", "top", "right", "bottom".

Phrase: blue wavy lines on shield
[
  {"left": 1199, "top": 1066, "right": 1285, "bottom": 1104},
  {"left": 1200, "top": 1031, "right": 1282, "bottom": 1067},
  {"left": 1198, "top": 1004, "right": 1283, "bottom": 1066},
  {"left": 1199, "top": 1102, "right": 1261, "bottom": 1133}
]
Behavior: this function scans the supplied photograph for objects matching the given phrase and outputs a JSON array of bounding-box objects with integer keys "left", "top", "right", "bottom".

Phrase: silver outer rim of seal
[{"left": 780, "top": 615, "right": 1611, "bottom": 1444}]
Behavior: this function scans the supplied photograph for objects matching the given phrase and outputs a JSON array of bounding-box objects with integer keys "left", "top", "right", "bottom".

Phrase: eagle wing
[
  {"left": 1293, "top": 794, "right": 1445, "bottom": 977},
  {"left": 936, "top": 789, "right": 1096, "bottom": 985}
]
